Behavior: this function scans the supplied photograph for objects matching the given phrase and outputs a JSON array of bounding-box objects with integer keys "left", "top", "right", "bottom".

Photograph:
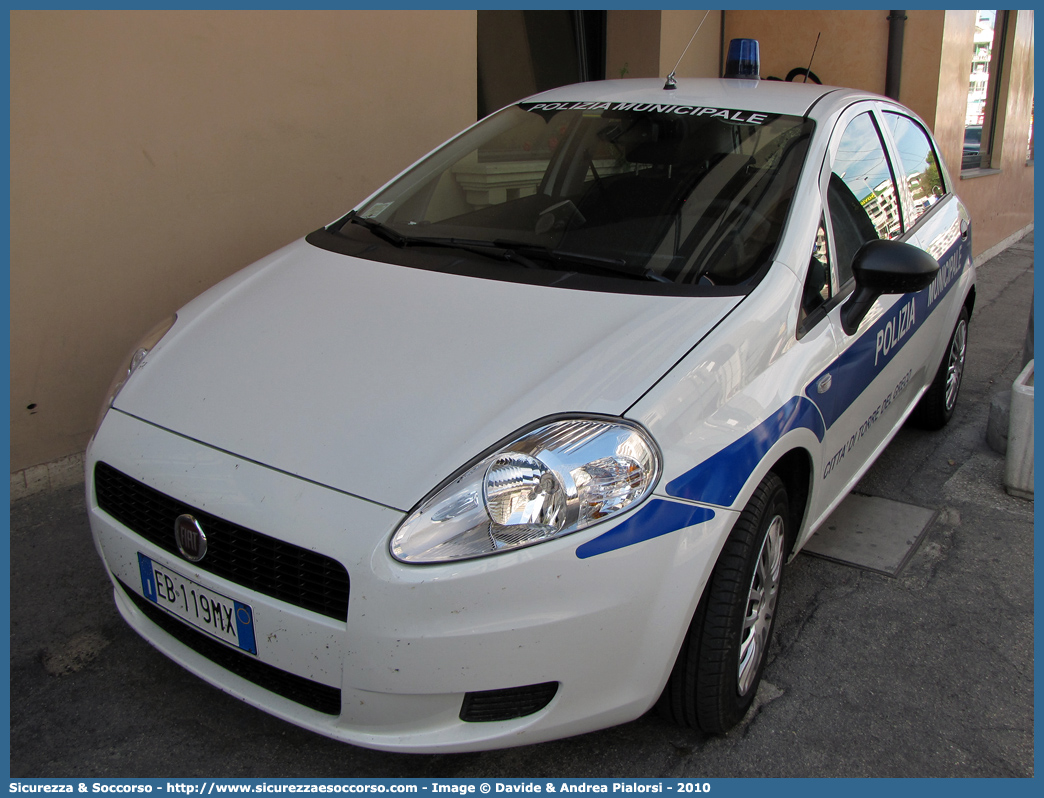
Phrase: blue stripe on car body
[
  {"left": 582, "top": 239, "right": 967, "bottom": 557},
  {"left": 664, "top": 395, "right": 825, "bottom": 506},
  {"left": 576, "top": 499, "right": 715, "bottom": 559}
]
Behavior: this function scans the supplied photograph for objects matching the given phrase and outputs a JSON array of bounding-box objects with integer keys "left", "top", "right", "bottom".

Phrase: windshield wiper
[
  {"left": 337, "top": 216, "right": 667, "bottom": 282},
  {"left": 493, "top": 240, "right": 672, "bottom": 283},
  {"left": 407, "top": 236, "right": 541, "bottom": 269},
  {"left": 343, "top": 219, "right": 541, "bottom": 269},
  {"left": 344, "top": 215, "right": 410, "bottom": 247}
]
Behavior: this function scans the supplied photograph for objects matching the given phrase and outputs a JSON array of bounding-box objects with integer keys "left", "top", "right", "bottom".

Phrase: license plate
[{"left": 137, "top": 553, "right": 257, "bottom": 655}]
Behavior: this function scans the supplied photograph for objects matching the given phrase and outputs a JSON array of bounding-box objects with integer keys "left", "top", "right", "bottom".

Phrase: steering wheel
[{"left": 536, "top": 199, "right": 587, "bottom": 234}]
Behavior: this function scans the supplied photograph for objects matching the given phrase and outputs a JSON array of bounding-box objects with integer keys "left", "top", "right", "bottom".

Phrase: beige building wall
[
  {"left": 723, "top": 8, "right": 969, "bottom": 126},
  {"left": 606, "top": 10, "right": 721, "bottom": 82},
  {"left": 949, "top": 9, "right": 1034, "bottom": 256},
  {"left": 658, "top": 10, "right": 723, "bottom": 80},
  {"left": 725, "top": 9, "right": 892, "bottom": 91},
  {"left": 10, "top": 10, "right": 477, "bottom": 475},
  {"left": 606, "top": 11, "right": 664, "bottom": 80}
]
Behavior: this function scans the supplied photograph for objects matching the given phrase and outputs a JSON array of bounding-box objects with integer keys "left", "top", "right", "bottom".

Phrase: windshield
[{"left": 328, "top": 101, "right": 813, "bottom": 291}]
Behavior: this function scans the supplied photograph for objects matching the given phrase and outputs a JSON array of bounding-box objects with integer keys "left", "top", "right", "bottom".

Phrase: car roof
[{"left": 523, "top": 78, "right": 883, "bottom": 121}]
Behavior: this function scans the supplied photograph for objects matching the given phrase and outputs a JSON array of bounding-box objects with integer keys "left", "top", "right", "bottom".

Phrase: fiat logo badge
[{"left": 175, "top": 514, "right": 208, "bottom": 562}]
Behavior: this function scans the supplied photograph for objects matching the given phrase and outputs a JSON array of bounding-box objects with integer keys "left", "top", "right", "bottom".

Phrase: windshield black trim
[{"left": 306, "top": 226, "right": 750, "bottom": 298}]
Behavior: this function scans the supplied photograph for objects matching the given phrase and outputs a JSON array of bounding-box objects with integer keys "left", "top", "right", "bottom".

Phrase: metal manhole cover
[{"left": 803, "top": 494, "right": 937, "bottom": 576}]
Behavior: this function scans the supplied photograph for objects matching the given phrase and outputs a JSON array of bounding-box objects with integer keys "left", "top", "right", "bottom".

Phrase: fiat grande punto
[{"left": 86, "top": 72, "right": 974, "bottom": 752}]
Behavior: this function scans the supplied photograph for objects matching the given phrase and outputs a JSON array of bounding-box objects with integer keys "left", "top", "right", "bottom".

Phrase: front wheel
[
  {"left": 911, "top": 306, "right": 969, "bottom": 430},
  {"left": 659, "top": 472, "right": 788, "bottom": 733}
]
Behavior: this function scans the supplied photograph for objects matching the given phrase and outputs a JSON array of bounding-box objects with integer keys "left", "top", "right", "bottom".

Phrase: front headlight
[
  {"left": 92, "top": 314, "right": 177, "bottom": 439},
  {"left": 390, "top": 416, "right": 661, "bottom": 563}
]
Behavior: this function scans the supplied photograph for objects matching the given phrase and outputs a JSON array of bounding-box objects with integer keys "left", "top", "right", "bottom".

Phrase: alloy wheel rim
[
  {"left": 945, "top": 320, "right": 968, "bottom": 412},
  {"left": 737, "top": 514, "right": 784, "bottom": 696}
]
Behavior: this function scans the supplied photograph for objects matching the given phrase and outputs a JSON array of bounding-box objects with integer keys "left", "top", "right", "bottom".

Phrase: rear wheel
[
  {"left": 911, "top": 306, "right": 969, "bottom": 430},
  {"left": 659, "top": 472, "right": 788, "bottom": 732}
]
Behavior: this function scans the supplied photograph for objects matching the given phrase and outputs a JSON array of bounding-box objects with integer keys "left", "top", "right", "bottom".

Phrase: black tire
[
  {"left": 911, "top": 306, "right": 969, "bottom": 430},
  {"left": 659, "top": 472, "right": 788, "bottom": 733}
]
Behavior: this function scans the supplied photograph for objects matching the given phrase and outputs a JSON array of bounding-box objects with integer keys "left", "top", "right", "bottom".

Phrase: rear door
[
  {"left": 802, "top": 101, "right": 961, "bottom": 533},
  {"left": 880, "top": 108, "right": 971, "bottom": 375}
]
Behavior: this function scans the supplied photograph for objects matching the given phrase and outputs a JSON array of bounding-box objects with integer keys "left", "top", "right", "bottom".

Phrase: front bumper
[{"left": 87, "top": 409, "right": 736, "bottom": 752}]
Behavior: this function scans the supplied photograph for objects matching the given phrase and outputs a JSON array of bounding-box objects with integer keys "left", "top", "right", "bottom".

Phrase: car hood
[{"left": 115, "top": 239, "right": 741, "bottom": 510}]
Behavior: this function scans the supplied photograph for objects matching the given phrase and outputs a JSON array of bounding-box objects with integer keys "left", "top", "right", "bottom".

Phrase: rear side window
[
  {"left": 884, "top": 112, "right": 946, "bottom": 227},
  {"left": 827, "top": 112, "right": 902, "bottom": 285}
]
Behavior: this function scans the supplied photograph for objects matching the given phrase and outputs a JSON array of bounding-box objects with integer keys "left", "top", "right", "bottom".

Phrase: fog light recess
[{"left": 459, "top": 682, "right": 559, "bottom": 722}]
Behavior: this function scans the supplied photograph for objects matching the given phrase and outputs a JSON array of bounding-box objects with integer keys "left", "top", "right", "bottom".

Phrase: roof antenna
[
  {"left": 802, "top": 32, "right": 822, "bottom": 82},
  {"left": 664, "top": 10, "right": 712, "bottom": 90}
]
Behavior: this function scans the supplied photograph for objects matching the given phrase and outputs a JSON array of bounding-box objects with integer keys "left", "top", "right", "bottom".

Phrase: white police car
[{"left": 86, "top": 57, "right": 974, "bottom": 752}]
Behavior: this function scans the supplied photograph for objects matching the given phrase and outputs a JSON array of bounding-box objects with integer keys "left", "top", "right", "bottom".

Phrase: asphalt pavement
[{"left": 8, "top": 232, "right": 1034, "bottom": 778}]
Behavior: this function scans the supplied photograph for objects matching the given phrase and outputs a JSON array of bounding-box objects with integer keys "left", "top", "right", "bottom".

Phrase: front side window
[
  {"left": 333, "top": 102, "right": 815, "bottom": 293},
  {"left": 827, "top": 112, "right": 902, "bottom": 285},
  {"left": 884, "top": 112, "right": 946, "bottom": 227},
  {"left": 800, "top": 216, "right": 832, "bottom": 328}
]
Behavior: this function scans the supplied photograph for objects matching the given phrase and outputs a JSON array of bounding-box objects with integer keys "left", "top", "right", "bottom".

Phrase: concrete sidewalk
[{"left": 9, "top": 232, "right": 1034, "bottom": 777}]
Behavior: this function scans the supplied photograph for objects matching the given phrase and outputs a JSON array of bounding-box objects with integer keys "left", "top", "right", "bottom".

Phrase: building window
[
  {"left": 963, "top": 10, "right": 1011, "bottom": 172},
  {"left": 1028, "top": 95, "right": 1034, "bottom": 164}
]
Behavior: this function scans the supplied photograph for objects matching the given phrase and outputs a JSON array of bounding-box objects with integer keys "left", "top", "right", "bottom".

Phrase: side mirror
[{"left": 841, "top": 239, "right": 939, "bottom": 335}]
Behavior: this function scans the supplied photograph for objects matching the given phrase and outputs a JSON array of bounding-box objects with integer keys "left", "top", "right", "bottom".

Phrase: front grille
[
  {"left": 118, "top": 579, "right": 342, "bottom": 715},
  {"left": 459, "top": 682, "right": 559, "bottom": 722},
  {"left": 95, "top": 461, "right": 349, "bottom": 621}
]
